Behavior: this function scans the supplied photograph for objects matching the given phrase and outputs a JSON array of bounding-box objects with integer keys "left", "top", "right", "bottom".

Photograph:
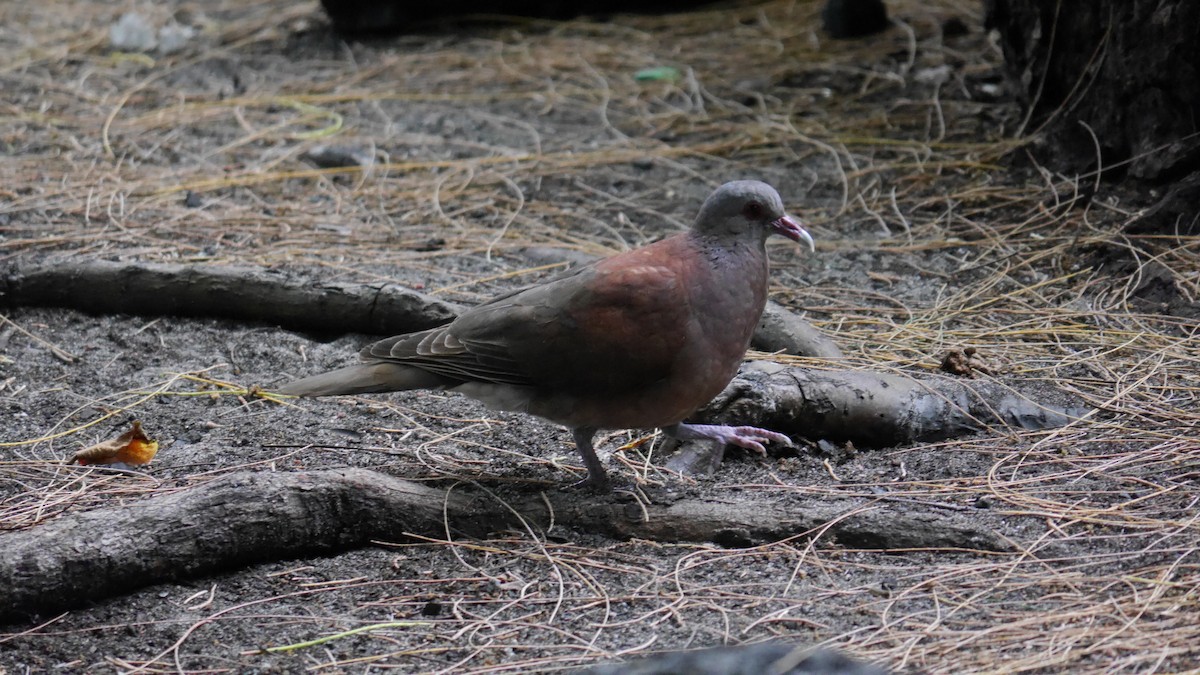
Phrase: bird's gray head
[{"left": 692, "top": 180, "right": 814, "bottom": 251}]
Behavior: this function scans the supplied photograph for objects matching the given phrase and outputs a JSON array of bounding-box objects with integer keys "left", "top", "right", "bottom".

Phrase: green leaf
[{"left": 634, "top": 66, "right": 681, "bottom": 82}]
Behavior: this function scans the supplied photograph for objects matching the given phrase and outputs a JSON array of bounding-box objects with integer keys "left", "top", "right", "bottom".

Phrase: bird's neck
[
  {"left": 687, "top": 231, "right": 769, "bottom": 271},
  {"left": 685, "top": 231, "right": 771, "bottom": 327}
]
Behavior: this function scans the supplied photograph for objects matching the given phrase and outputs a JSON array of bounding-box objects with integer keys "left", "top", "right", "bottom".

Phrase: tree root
[
  {"left": 667, "top": 361, "right": 1089, "bottom": 476},
  {"left": 703, "top": 361, "right": 1087, "bottom": 447},
  {"left": 1, "top": 260, "right": 460, "bottom": 336},
  {"left": 0, "top": 468, "right": 1011, "bottom": 623}
]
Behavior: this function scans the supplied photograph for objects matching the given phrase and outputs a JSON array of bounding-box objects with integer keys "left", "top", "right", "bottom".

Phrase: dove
[{"left": 279, "top": 180, "right": 814, "bottom": 490}]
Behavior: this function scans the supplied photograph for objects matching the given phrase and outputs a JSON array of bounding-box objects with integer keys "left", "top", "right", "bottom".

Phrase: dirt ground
[{"left": 3, "top": 0, "right": 1199, "bottom": 673}]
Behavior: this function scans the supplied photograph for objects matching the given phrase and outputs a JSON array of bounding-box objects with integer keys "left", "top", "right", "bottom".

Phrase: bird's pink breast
[{"left": 528, "top": 233, "right": 770, "bottom": 430}]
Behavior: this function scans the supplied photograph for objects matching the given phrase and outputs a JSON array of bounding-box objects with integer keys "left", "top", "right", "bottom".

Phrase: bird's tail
[{"left": 275, "top": 362, "right": 448, "bottom": 397}]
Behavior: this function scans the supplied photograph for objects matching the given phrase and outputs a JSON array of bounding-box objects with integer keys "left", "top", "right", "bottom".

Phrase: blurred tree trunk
[
  {"left": 986, "top": 0, "right": 1199, "bottom": 324},
  {"left": 985, "top": 0, "right": 1199, "bottom": 182}
]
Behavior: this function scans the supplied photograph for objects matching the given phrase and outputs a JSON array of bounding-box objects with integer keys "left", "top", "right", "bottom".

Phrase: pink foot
[{"left": 662, "top": 423, "right": 792, "bottom": 455}]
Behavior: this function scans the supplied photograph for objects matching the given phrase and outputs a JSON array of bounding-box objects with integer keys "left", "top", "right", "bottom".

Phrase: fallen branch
[
  {"left": 666, "top": 361, "right": 1089, "bottom": 476},
  {"left": 0, "top": 260, "right": 460, "bottom": 336},
  {"left": 754, "top": 300, "right": 844, "bottom": 359},
  {"left": 0, "top": 468, "right": 1010, "bottom": 622},
  {"left": 700, "top": 361, "right": 1087, "bottom": 446}
]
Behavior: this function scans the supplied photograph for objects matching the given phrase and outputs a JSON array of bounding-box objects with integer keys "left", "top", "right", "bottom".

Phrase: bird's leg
[
  {"left": 569, "top": 427, "right": 612, "bottom": 491},
  {"left": 661, "top": 423, "right": 792, "bottom": 456}
]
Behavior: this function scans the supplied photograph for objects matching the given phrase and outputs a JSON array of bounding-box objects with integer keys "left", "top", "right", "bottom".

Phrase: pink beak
[{"left": 771, "top": 215, "right": 815, "bottom": 252}]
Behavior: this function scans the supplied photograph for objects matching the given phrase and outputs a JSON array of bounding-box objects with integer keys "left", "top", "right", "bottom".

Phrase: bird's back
[{"left": 498, "top": 231, "right": 771, "bottom": 428}]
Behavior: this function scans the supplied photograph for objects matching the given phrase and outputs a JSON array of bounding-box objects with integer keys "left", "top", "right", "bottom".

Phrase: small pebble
[
  {"left": 301, "top": 144, "right": 375, "bottom": 169},
  {"left": 110, "top": 12, "right": 157, "bottom": 52}
]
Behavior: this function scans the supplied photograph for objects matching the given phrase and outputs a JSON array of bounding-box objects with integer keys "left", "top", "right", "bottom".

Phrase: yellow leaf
[{"left": 69, "top": 421, "right": 159, "bottom": 466}]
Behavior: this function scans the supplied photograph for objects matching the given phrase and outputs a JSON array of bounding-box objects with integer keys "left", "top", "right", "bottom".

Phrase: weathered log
[
  {"left": 668, "top": 362, "right": 1087, "bottom": 476},
  {"left": 0, "top": 260, "right": 461, "bottom": 336},
  {"left": 702, "top": 361, "right": 1086, "bottom": 447},
  {"left": 0, "top": 468, "right": 1010, "bottom": 623},
  {"left": 755, "top": 301, "right": 843, "bottom": 360}
]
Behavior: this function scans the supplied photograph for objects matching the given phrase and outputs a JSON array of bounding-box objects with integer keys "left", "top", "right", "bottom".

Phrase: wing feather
[{"left": 356, "top": 238, "right": 694, "bottom": 393}]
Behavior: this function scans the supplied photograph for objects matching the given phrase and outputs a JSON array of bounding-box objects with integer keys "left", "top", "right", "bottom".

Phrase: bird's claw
[
  {"left": 663, "top": 423, "right": 793, "bottom": 456},
  {"left": 722, "top": 426, "right": 793, "bottom": 456}
]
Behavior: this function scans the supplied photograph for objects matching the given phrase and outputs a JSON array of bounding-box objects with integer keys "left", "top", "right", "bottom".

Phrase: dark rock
[
  {"left": 822, "top": 0, "right": 889, "bottom": 39},
  {"left": 301, "top": 144, "right": 375, "bottom": 170}
]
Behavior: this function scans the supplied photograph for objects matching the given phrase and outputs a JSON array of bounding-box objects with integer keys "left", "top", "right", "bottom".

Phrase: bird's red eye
[{"left": 742, "top": 201, "right": 766, "bottom": 220}]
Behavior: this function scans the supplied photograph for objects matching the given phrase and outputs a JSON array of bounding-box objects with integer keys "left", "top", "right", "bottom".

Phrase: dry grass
[{"left": 3, "top": 0, "right": 1200, "bottom": 672}]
